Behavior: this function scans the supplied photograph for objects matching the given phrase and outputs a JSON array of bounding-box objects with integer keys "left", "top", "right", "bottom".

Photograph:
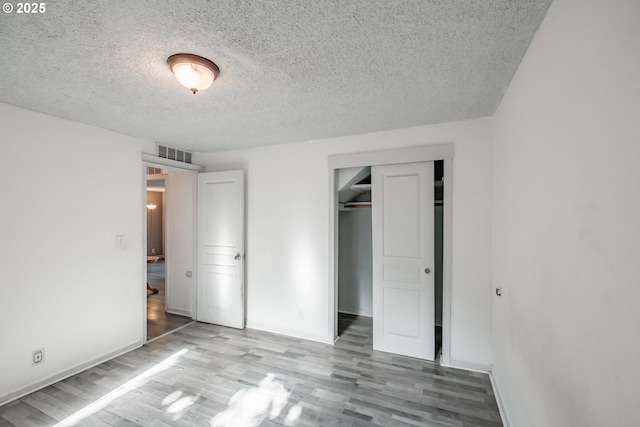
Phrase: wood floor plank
[{"left": 0, "top": 314, "right": 502, "bottom": 426}]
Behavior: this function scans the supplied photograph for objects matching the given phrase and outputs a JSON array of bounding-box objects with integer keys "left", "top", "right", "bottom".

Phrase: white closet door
[
  {"left": 372, "top": 162, "right": 435, "bottom": 360},
  {"left": 197, "top": 170, "right": 245, "bottom": 328}
]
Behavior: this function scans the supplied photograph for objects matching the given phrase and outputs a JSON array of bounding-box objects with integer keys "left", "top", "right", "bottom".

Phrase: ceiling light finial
[{"left": 167, "top": 54, "right": 220, "bottom": 94}]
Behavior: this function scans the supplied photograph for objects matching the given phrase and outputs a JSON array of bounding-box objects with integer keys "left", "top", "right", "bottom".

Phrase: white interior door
[
  {"left": 372, "top": 162, "right": 435, "bottom": 360},
  {"left": 197, "top": 170, "right": 245, "bottom": 328}
]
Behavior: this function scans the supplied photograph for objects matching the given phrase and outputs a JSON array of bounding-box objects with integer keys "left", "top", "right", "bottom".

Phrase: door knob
[
  {"left": 424, "top": 268, "right": 431, "bottom": 274},
  {"left": 234, "top": 253, "right": 241, "bottom": 260}
]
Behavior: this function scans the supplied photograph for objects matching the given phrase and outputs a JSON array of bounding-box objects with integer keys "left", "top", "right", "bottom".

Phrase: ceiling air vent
[
  {"left": 147, "top": 166, "right": 163, "bottom": 175},
  {"left": 157, "top": 145, "right": 192, "bottom": 164}
]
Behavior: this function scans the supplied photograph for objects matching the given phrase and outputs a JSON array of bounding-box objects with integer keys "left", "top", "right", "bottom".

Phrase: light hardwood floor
[
  {"left": 147, "top": 260, "right": 193, "bottom": 340},
  {"left": 0, "top": 314, "right": 502, "bottom": 426}
]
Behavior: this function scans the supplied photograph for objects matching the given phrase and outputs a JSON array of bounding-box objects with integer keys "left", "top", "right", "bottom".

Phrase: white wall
[
  {"left": 0, "top": 104, "right": 153, "bottom": 404},
  {"left": 338, "top": 208, "right": 373, "bottom": 317},
  {"left": 199, "top": 118, "right": 493, "bottom": 368},
  {"left": 492, "top": 0, "right": 640, "bottom": 425},
  {"left": 165, "top": 170, "right": 196, "bottom": 317}
]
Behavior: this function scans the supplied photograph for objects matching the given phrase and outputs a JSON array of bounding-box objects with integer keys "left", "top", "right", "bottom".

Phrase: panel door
[
  {"left": 372, "top": 162, "right": 434, "bottom": 360},
  {"left": 197, "top": 170, "right": 245, "bottom": 328}
]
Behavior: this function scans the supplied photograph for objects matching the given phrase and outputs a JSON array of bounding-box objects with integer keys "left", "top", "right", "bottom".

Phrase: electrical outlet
[{"left": 32, "top": 349, "right": 44, "bottom": 365}]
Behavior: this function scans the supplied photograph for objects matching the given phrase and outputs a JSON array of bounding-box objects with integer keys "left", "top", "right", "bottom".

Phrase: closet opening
[
  {"left": 336, "top": 160, "right": 445, "bottom": 360},
  {"left": 329, "top": 144, "right": 454, "bottom": 364},
  {"left": 337, "top": 167, "right": 373, "bottom": 336}
]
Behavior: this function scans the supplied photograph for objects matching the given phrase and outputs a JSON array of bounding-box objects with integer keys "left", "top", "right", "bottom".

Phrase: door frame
[
  {"left": 328, "top": 144, "right": 454, "bottom": 364},
  {"left": 146, "top": 173, "right": 166, "bottom": 307},
  {"left": 141, "top": 154, "right": 202, "bottom": 343}
]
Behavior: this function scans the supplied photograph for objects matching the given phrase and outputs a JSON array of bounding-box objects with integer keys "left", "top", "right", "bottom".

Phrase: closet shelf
[
  {"left": 350, "top": 183, "right": 371, "bottom": 193},
  {"left": 344, "top": 201, "right": 372, "bottom": 209}
]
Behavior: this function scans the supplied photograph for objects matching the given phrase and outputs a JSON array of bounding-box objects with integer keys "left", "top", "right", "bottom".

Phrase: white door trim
[
  {"left": 328, "top": 143, "right": 454, "bottom": 365},
  {"left": 142, "top": 153, "right": 203, "bottom": 173},
  {"left": 142, "top": 158, "right": 201, "bottom": 343},
  {"left": 141, "top": 164, "right": 149, "bottom": 343}
]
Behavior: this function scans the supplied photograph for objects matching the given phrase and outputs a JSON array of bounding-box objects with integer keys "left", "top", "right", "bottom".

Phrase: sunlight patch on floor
[
  {"left": 52, "top": 348, "right": 189, "bottom": 427},
  {"left": 161, "top": 389, "right": 199, "bottom": 420},
  {"left": 210, "top": 373, "right": 302, "bottom": 427}
]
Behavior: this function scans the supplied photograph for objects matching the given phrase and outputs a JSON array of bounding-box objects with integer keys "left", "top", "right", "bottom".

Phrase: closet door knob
[{"left": 424, "top": 268, "right": 431, "bottom": 274}]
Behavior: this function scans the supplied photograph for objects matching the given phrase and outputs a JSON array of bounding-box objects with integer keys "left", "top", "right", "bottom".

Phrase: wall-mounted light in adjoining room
[{"left": 167, "top": 53, "right": 220, "bottom": 94}]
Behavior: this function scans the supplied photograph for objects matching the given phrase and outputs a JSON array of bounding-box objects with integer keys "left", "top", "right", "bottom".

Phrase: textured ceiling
[{"left": 0, "top": 1, "right": 551, "bottom": 153}]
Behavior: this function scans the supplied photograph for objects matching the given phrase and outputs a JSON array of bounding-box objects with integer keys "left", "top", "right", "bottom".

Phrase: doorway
[
  {"left": 329, "top": 144, "right": 453, "bottom": 364},
  {"left": 144, "top": 166, "right": 195, "bottom": 341},
  {"left": 337, "top": 167, "right": 372, "bottom": 320},
  {"left": 336, "top": 168, "right": 373, "bottom": 341}
]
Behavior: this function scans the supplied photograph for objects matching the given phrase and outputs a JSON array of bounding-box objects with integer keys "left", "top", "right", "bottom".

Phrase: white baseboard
[
  {"left": 0, "top": 340, "right": 142, "bottom": 407},
  {"left": 442, "top": 361, "right": 509, "bottom": 426},
  {"left": 444, "top": 358, "right": 491, "bottom": 373},
  {"left": 489, "top": 370, "right": 511, "bottom": 427},
  {"left": 246, "top": 322, "right": 333, "bottom": 345},
  {"left": 166, "top": 307, "right": 192, "bottom": 318}
]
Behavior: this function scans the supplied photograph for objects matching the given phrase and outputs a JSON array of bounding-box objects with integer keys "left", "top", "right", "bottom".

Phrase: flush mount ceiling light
[{"left": 167, "top": 53, "right": 220, "bottom": 94}]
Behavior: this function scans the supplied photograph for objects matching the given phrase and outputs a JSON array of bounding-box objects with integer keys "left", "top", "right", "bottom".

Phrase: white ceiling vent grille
[{"left": 157, "top": 145, "right": 192, "bottom": 164}]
